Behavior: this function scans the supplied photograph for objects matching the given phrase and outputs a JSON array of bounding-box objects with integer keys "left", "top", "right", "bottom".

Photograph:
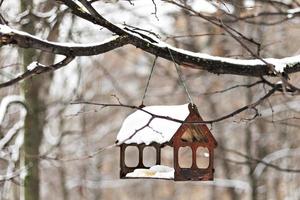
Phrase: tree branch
[
  {"left": 1, "top": 24, "right": 300, "bottom": 78},
  {"left": 0, "top": 25, "right": 130, "bottom": 56},
  {"left": 0, "top": 56, "right": 74, "bottom": 88},
  {"left": 71, "top": 85, "right": 280, "bottom": 125}
]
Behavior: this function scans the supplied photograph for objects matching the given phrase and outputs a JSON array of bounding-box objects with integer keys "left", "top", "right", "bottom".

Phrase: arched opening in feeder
[
  {"left": 161, "top": 146, "right": 173, "bottom": 167},
  {"left": 125, "top": 146, "right": 139, "bottom": 167},
  {"left": 117, "top": 103, "right": 217, "bottom": 181},
  {"left": 178, "top": 146, "right": 193, "bottom": 168},
  {"left": 143, "top": 146, "right": 157, "bottom": 167},
  {"left": 197, "top": 147, "right": 210, "bottom": 169}
]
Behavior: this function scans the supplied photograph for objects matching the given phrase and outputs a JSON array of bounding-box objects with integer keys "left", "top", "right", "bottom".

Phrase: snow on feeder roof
[{"left": 116, "top": 103, "right": 190, "bottom": 145}]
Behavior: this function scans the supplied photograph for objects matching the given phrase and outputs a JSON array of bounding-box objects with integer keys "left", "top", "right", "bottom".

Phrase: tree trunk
[
  {"left": 20, "top": 1, "right": 42, "bottom": 200},
  {"left": 20, "top": 1, "right": 58, "bottom": 199}
]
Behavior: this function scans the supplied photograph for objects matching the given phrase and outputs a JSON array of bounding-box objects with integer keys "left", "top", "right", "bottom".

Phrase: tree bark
[
  {"left": 20, "top": 1, "right": 42, "bottom": 200},
  {"left": 20, "top": 1, "right": 58, "bottom": 199}
]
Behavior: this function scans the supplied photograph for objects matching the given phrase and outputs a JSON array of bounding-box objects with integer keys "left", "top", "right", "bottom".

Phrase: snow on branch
[
  {"left": 0, "top": 167, "right": 27, "bottom": 182},
  {"left": 0, "top": 24, "right": 129, "bottom": 56},
  {"left": 65, "top": 0, "right": 300, "bottom": 77},
  {"left": 130, "top": 28, "right": 300, "bottom": 74},
  {"left": 1, "top": 20, "right": 300, "bottom": 78},
  {"left": 0, "top": 95, "right": 26, "bottom": 150},
  {"left": 0, "top": 121, "right": 24, "bottom": 150},
  {"left": 0, "top": 95, "right": 25, "bottom": 125}
]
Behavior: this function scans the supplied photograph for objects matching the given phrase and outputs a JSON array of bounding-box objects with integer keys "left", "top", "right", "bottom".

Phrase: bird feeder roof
[{"left": 116, "top": 104, "right": 190, "bottom": 145}]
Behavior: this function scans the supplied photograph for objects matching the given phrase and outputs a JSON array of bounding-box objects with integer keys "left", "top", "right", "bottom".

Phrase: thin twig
[{"left": 0, "top": 56, "right": 74, "bottom": 88}]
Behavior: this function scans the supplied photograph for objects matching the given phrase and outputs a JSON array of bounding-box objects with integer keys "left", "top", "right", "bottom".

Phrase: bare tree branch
[
  {"left": 0, "top": 56, "right": 74, "bottom": 88},
  {"left": 71, "top": 84, "right": 280, "bottom": 126},
  {"left": 222, "top": 148, "right": 300, "bottom": 173}
]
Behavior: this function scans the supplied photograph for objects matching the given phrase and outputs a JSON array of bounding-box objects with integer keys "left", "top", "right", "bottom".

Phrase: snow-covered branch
[
  {"left": 0, "top": 95, "right": 25, "bottom": 125},
  {"left": 1, "top": 21, "right": 300, "bottom": 78},
  {"left": 0, "top": 24, "right": 129, "bottom": 56},
  {"left": 0, "top": 95, "right": 26, "bottom": 149}
]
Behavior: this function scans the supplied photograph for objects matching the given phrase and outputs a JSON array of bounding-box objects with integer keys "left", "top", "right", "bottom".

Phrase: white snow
[
  {"left": 264, "top": 58, "right": 286, "bottom": 73},
  {"left": 73, "top": 0, "right": 91, "bottom": 14},
  {"left": 116, "top": 104, "right": 190, "bottom": 145},
  {"left": 0, "top": 24, "right": 13, "bottom": 34},
  {"left": 191, "top": 0, "right": 217, "bottom": 14},
  {"left": 244, "top": 0, "right": 255, "bottom": 8},
  {"left": 0, "top": 25, "right": 37, "bottom": 39},
  {"left": 125, "top": 165, "right": 174, "bottom": 179},
  {"left": 287, "top": 7, "right": 300, "bottom": 18},
  {"left": 0, "top": 24, "right": 120, "bottom": 49},
  {"left": 165, "top": 44, "right": 299, "bottom": 73},
  {"left": 2, "top": 21, "right": 299, "bottom": 74},
  {"left": 27, "top": 61, "right": 38, "bottom": 71},
  {"left": 0, "top": 95, "right": 26, "bottom": 151},
  {"left": 124, "top": 27, "right": 300, "bottom": 73},
  {"left": 287, "top": 7, "right": 300, "bottom": 14},
  {"left": 0, "top": 121, "right": 23, "bottom": 150},
  {"left": 0, "top": 95, "right": 25, "bottom": 125}
]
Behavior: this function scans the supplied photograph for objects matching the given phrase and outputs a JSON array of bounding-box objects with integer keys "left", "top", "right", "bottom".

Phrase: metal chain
[
  {"left": 141, "top": 56, "right": 158, "bottom": 105},
  {"left": 167, "top": 47, "right": 194, "bottom": 104}
]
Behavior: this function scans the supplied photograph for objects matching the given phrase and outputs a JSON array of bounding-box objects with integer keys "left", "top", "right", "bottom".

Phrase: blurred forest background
[{"left": 1, "top": 0, "right": 300, "bottom": 200}]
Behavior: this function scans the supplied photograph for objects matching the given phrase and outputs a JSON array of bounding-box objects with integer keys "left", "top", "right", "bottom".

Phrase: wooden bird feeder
[{"left": 116, "top": 103, "right": 217, "bottom": 181}]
